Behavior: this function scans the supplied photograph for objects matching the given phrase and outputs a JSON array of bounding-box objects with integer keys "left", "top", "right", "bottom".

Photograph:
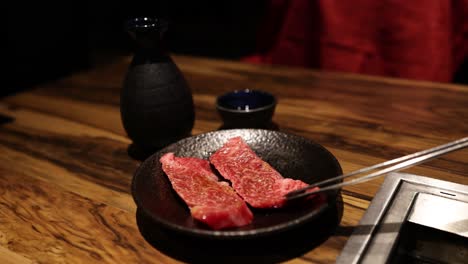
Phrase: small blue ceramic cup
[{"left": 216, "top": 89, "right": 277, "bottom": 129}]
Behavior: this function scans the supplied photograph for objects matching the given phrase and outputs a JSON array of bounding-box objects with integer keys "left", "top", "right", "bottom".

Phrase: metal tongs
[{"left": 285, "top": 137, "right": 468, "bottom": 201}]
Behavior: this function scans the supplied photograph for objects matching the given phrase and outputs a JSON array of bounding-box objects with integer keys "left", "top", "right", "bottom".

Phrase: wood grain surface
[{"left": 0, "top": 55, "right": 466, "bottom": 263}]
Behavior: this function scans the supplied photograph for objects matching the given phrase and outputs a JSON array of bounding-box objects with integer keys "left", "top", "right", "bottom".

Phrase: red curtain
[{"left": 242, "top": 0, "right": 468, "bottom": 82}]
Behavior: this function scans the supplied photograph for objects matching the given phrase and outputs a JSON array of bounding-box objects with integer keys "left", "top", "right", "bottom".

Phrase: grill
[{"left": 337, "top": 172, "right": 468, "bottom": 264}]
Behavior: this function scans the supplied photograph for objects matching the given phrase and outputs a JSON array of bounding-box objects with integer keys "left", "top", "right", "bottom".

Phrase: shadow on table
[
  {"left": 135, "top": 194, "right": 344, "bottom": 264},
  {"left": 0, "top": 114, "right": 14, "bottom": 126},
  {"left": 127, "top": 143, "right": 158, "bottom": 161}
]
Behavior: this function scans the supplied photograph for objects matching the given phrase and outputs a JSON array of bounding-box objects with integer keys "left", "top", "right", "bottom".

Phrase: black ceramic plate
[{"left": 131, "top": 129, "right": 342, "bottom": 239}]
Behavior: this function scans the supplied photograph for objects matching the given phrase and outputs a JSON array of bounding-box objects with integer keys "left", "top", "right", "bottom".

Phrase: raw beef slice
[
  {"left": 210, "top": 137, "right": 312, "bottom": 208},
  {"left": 160, "top": 153, "right": 253, "bottom": 229}
]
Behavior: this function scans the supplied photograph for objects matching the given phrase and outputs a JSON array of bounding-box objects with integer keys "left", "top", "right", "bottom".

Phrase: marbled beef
[
  {"left": 160, "top": 153, "right": 253, "bottom": 229},
  {"left": 210, "top": 137, "right": 310, "bottom": 208}
]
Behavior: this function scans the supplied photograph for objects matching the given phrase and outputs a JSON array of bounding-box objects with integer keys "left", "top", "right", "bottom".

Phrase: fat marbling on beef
[
  {"left": 210, "top": 137, "right": 312, "bottom": 208},
  {"left": 160, "top": 153, "right": 253, "bottom": 229}
]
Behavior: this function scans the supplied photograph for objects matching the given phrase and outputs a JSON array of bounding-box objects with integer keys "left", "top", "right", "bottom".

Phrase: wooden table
[{"left": 0, "top": 55, "right": 467, "bottom": 264}]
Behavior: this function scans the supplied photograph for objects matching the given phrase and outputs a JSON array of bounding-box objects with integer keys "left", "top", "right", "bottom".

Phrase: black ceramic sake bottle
[{"left": 121, "top": 18, "right": 195, "bottom": 155}]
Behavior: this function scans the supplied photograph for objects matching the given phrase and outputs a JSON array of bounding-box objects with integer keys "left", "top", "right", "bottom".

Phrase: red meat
[
  {"left": 210, "top": 137, "right": 312, "bottom": 208},
  {"left": 160, "top": 153, "right": 253, "bottom": 229}
]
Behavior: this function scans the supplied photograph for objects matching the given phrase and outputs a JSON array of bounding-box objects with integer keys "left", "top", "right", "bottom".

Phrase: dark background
[
  {"left": 4, "top": 1, "right": 467, "bottom": 97},
  {"left": 4, "top": 1, "right": 266, "bottom": 97}
]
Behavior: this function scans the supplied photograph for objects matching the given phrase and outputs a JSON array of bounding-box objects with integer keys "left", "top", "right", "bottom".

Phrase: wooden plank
[
  {"left": 299, "top": 194, "right": 369, "bottom": 263},
  {"left": 283, "top": 258, "right": 317, "bottom": 264},
  {"left": 0, "top": 147, "right": 370, "bottom": 264},
  {"left": 0, "top": 103, "right": 128, "bottom": 144},
  {"left": 0, "top": 105, "right": 139, "bottom": 211},
  {"left": 0, "top": 145, "right": 136, "bottom": 213},
  {"left": 0, "top": 101, "right": 373, "bottom": 263},
  {"left": 0, "top": 171, "right": 180, "bottom": 264},
  {"left": 7, "top": 57, "right": 467, "bottom": 142},
  {"left": 4, "top": 91, "right": 466, "bottom": 179},
  {"left": 0, "top": 99, "right": 465, "bottom": 204},
  {"left": 173, "top": 55, "right": 468, "bottom": 92},
  {"left": 0, "top": 246, "right": 34, "bottom": 264},
  {"left": 3, "top": 93, "right": 125, "bottom": 136},
  {"left": 0, "top": 55, "right": 467, "bottom": 264},
  {"left": 0, "top": 121, "right": 135, "bottom": 194}
]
